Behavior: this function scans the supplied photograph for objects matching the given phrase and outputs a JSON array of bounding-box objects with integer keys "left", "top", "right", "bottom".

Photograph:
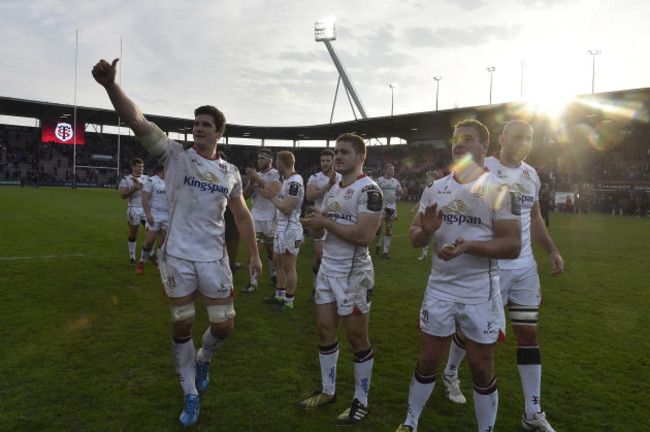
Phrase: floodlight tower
[{"left": 315, "top": 19, "right": 368, "bottom": 120}]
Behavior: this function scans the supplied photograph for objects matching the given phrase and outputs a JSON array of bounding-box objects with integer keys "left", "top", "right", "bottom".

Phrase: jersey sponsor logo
[
  {"left": 288, "top": 182, "right": 301, "bottom": 197},
  {"left": 183, "top": 175, "right": 230, "bottom": 194},
  {"left": 438, "top": 184, "right": 451, "bottom": 194},
  {"left": 508, "top": 183, "right": 534, "bottom": 204},
  {"left": 326, "top": 202, "right": 354, "bottom": 222},
  {"left": 441, "top": 200, "right": 482, "bottom": 225}
]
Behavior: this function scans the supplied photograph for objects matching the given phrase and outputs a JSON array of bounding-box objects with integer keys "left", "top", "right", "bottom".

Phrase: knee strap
[
  {"left": 509, "top": 305, "right": 539, "bottom": 326},
  {"left": 170, "top": 303, "right": 196, "bottom": 323},
  {"left": 206, "top": 304, "right": 236, "bottom": 324}
]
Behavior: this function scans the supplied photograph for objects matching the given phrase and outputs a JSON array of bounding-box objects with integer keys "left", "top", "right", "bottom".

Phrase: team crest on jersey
[
  {"left": 420, "top": 309, "right": 429, "bottom": 324},
  {"left": 495, "top": 169, "right": 506, "bottom": 179},
  {"left": 165, "top": 275, "right": 177, "bottom": 289},
  {"left": 522, "top": 169, "right": 531, "bottom": 181},
  {"left": 471, "top": 184, "right": 488, "bottom": 198},
  {"left": 344, "top": 188, "right": 355, "bottom": 200}
]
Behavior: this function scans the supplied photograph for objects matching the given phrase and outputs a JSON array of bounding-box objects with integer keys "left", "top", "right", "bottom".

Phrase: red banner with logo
[{"left": 41, "top": 119, "right": 85, "bottom": 145}]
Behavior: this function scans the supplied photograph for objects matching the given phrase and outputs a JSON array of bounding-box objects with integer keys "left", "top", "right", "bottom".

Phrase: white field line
[{"left": 0, "top": 253, "right": 87, "bottom": 261}]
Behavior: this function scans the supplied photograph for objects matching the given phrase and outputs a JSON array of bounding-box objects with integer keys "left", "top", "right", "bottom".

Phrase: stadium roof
[{"left": 2, "top": 88, "right": 649, "bottom": 143}]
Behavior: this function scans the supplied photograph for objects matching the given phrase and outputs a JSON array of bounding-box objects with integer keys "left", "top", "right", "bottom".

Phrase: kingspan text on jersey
[{"left": 184, "top": 176, "right": 230, "bottom": 194}]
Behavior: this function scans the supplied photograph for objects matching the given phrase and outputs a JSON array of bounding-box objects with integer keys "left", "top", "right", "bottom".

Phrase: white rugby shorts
[
  {"left": 159, "top": 252, "right": 234, "bottom": 299},
  {"left": 419, "top": 293, "right": 506, "bottom": 344},
  {"left": 145, "top": 212, "right": 169, "bottom": 232},
  {"left": 499, "top": 265, "right": 541, "bottom": 306},
  {"left": 274, "top": 228, "right": 303, "bottom": 255},
  {"left": 253, "top": 219, "right": 276, "bottom": 239},
  {"left": 127, "top": 206, "right": 146, "bottom": 225},
  {"left": 382, "top": 206, "right": 398, "bottom": 222},
  {"left": 314, "top": 267, "right": 374, "bottom": 316}
]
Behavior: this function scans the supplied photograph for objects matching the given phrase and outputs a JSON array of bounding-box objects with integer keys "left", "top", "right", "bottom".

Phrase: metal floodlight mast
[
  {"left": 588, "top": 49, "right": 601, "bottom": 94},
  {"left": 486, "top": 66, "right": 495, "bottom": 105},
  {"left": 315, "top": 20, "right": 368, "bottom": 119}
]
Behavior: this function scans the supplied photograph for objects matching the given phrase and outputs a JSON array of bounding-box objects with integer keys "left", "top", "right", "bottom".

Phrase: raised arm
[{"left": 91, "top": 58, "right": 151, "bottom": 137}]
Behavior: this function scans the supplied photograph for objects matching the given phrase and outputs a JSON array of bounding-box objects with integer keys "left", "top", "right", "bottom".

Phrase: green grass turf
[{"left": 0, "top": 186, "right": 649, "bottom": 431}]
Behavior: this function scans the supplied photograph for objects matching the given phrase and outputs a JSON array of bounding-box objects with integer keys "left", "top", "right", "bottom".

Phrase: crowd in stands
[{"left": 1, "top": 122, "right": 648, "bottom": 216}]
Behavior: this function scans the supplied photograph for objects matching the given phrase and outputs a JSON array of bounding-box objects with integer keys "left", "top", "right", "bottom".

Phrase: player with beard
[
  {"left": 306, "top": 149, "right": 341, "bottom": 296},
  {"left": 299, "top": 133, "right": 383, "bottom": 425}
]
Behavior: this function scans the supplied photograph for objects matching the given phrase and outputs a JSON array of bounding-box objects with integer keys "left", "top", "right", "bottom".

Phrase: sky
[{"left": 1, "top": 0, "right": 649, "bottom": 131}]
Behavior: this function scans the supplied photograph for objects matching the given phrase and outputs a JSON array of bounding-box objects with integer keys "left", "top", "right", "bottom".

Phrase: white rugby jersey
[
  {"left": 307, "top": 170, "right": 342, "bottom": 210},
  {"left": 419, "top": 171, "right": 520, "bottom": 304},
  {"left": 143, "top": 174, "right": 168, "bottom": 214},
  {"left": 157, "top": 141, "right": 242, "bottom": 262},
  {"left": 275, "top": 172, "right": 304, "bottom": 232},
  {"left": 250, "top": 167, "right": 281, "bottom": 222},
  {"left": 321, "top": 174, "right": 384, "bottom": 277},
  {"left": 119, "top": 174, "right": 149, "bottom": 208},
  {"left": 376, "top": 176, "right": 402, "bottom": 209},
  {"left": 485, "top": 156, "right": 540, "bottom": 270}
]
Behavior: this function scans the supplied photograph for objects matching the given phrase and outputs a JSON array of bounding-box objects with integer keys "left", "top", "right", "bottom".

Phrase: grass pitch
[{"left": 0, "top": 186, "right": 649, "bottom": 431}]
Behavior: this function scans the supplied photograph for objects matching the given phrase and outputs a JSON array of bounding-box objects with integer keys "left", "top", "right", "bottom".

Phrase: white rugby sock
[
  {"left": 474, "top": 379, "right": 498, "bottom": 432},
  {"left": 172, "top": 336, "right": 198, "bottom": 396},
  {"left": 404, "top": 368, "right": 436, "bottom": 430},
  {"left": 268, "top": 258, "right": 277, "bottom": 277},
  {"left": 353, "top": 347, "right": 374, "bottom": 407},
  {"left": 444, "top": 332, "right": 466, "bottom": 376},
  {"left": 518, "top": 345, "right": 542, "bottom": 419},
  {"left": 319, "top": 342, "right": 339, "bottom": 395},
  {"left": 197, "top": 327, "right": 226, "bottom": 363},
  {"left": 128, "top": 240, "right": 136, "bottom": 259},
  {"left": 139, "top": 247, "right": 148, "bottom": 263},
  {"left": 249, "top": 263, "right": 258, "bottom": 286},
  {"left": 422, "top": 245, "right": 428, "bottom": 257},
  {"left": 383, "top": 235, "right": 392, "bottom": 253}
]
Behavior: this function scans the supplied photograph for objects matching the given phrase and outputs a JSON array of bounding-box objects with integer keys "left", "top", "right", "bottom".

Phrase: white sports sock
[
  {"left": 384, "top": 235, "right": 392, "bottom": 253},
  {"left": 404, "top": 370, "right": 436, "bottom": 430},
  {"left": 249, "top": 263, "right": 258, "bottom": 286},
  {"left": 197, "top": 327, "right": 226, "bottom": 363},
  {"left": 444, "top": 333, "right": 466, "bottom": 376},
  {"left": 268, "top": 258, "right": 276, "bottom": 277},
  {"left": 473, "top": 380, "right": 498, "bottom": 432},
  {"left": 319, "top": 343, "right": 339, "bottom": 395},
  {"left": 172, "top": 336, "right": 198, "bottom": 396},
  {"left": 353, "top": 348, "right": 374, "bottom": 406},
  {"left": 518, "top": 345, "right": 543, "bottom": 418},
  {"left": 140, "top": 247, "right": 148, "bottom": 263},
  {"left": 128, "top": 240, "right": 136, "bottom": 259},
  {"left": 422, "top": 245, "right": 428, "bottom": 256}
]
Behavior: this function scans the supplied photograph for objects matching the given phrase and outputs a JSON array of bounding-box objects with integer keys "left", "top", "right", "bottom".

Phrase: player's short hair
[
  {"left": 454, "top": 118, "right": 489, "bottom": 143},
  {"left": 131, "top": 158, "right": 144, "bottom": 167},
  {"left": 502, "top": 119, "right": 533, "bottom": 136},
  {"left": 194, "top": 105, "right": 226, "bottom": 133},
  {"left": 276, "top": 150, "right": 295, "bottom": 168},
  {"left": 335, "top": 133, "right": 366, "bottom": 157},
  {"left": 319, "top": 149, "right": 335, "bottom": 158},
  {"left": 385, "top": 164, "right": 395, "bottom": 171}
]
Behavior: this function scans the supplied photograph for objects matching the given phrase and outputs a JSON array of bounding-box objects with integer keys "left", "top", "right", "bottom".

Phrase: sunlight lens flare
[{"left": 450, "top": 154, "right": 483, "bottom": 183}]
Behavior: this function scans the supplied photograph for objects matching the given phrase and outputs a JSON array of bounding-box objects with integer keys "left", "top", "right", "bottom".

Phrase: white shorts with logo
[
  {"left": 315, "top": 266, "right": 374, "bottom": 316},
  {"left": 499, "top": 264, "right": 541, "bottom": 306},
  {"left": 127, "top": 206, "right": 146, "bottom": 226},
  {"left": 254, "top": 219, "right": 276, "bottom": 239},
  {"left": 159, "top": 252, "right": 234, "bottom": 299},
  {"left": 145, "top": 211, "right": 169, "bottom": 232},
  {"left": 382, "top": 206, "right": 398, "bottom": 222},
  {"left": 274, "top": 228, "right": 303, "bottom": 255},
  {"left": 419, "top": 292, "right": 506, "bottom": 344}
]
